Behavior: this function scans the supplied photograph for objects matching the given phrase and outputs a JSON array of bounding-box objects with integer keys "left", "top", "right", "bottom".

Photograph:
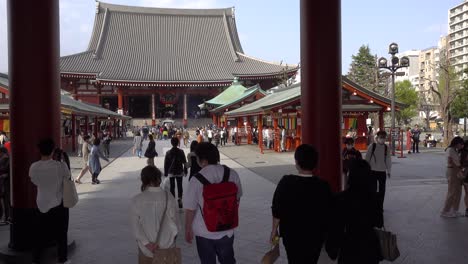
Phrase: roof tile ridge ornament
[
  {"left": 223, "top": 12, "right": 240, "bottom": 62},
  {"left": 93, "top": 7, "right": 110, "bottom": 60},
  {"left": 95, "top": 0, "right": 100, "bottom": 14}
]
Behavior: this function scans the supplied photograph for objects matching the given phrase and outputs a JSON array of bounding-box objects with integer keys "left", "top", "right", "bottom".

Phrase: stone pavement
[{"left": 1, "top": 139, "right": 467, "bottom": 263}]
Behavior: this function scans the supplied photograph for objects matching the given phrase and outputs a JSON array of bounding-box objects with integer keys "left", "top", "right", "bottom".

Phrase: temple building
[{"left": 60, "top": 2, "right": 297, "bottom": 124}]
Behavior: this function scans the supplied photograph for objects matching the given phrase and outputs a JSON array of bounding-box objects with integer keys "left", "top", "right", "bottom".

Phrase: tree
[
  {"left": 347, "top": 45, "right": 386, "bottom": 94},
  {"left": 451, "top": 81, "right": 468, "bottom": 134},
  {"left": 395, "top": 80, "right": 418, "bottom": 125},
  {"left": 429, "top": 47, "right": 461, "bottom": 145}
]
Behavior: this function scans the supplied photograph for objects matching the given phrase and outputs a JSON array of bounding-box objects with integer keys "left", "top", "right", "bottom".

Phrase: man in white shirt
[
  {"left": 207, "top": 128, "right": 213, "bottom": 144},
  {"left": 365, "top": 130, "right": 392, "bottom": 210},
  {"left": 183, "top": 143, "right": 242, "bottom": 264},
  {"left": 29, "top": 139, "right": 70, "bottom": 264}
]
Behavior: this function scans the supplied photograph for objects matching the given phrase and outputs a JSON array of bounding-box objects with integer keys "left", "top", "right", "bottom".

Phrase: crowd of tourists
[{"left": 19, "top": 121, "right": 468, "bottom": 263}]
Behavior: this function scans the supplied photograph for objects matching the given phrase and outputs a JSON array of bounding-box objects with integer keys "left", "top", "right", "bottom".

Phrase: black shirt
[{"left": 272, "top": 175, "right": 332, "bottom": 240}]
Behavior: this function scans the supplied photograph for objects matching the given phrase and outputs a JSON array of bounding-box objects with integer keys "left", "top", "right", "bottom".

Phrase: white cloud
[{"left": 79, "top": 24, "right": 91, "bottom": 33}]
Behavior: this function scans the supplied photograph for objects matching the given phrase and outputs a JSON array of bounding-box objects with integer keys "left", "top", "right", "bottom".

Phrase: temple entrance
[
  {"left": 129, "top": 96, "right": 151, "bottom": 118},
  {"left": 101, "top": 96, "right": 118, "bottom": 112}
]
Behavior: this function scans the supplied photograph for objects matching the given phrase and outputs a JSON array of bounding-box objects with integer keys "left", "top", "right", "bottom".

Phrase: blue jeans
[{"left": 196, "top": 235, "right": 235, "bottom": 264}]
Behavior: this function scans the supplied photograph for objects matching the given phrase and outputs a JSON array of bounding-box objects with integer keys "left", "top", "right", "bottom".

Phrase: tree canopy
[
  {"left": 347, "top": 45, "right": 386, "bottom": 94},
  {"left": 395, "top": 80, "right": 418, "bottom": 125}
]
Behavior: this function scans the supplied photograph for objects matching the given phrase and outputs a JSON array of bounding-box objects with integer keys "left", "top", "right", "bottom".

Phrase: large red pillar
[
  {"left": 117, "top": 88, "right": 123, "bottom": 112},
  {"left": 300, "top": 0, "right": 342, "bottom": 192},
  {"left": 8, "top": 0, "right": 61, "bottom": 250}
]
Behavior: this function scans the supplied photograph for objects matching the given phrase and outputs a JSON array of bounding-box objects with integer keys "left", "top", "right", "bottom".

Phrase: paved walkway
[{"left": 1, "top": 139, "right": 467, "bottom": 263}]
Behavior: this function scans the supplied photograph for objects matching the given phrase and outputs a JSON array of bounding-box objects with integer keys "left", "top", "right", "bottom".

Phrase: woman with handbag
[
  {"left": 186, "top": 140, "right": 201, "bottom": 181},
  {"left": 326, "top": 159, "right": 383, "bottom": 264},
  {"left": 130, "top": 166, "right": 180, "bottom": 264},
  {"left": 144, "top": 134, "right": 158, "bottom": 167},
  {"left": 441, "top": 136, "right": 465, "bottom": 218}
]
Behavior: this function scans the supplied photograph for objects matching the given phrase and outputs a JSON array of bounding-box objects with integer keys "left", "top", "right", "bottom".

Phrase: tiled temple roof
[{"left": 60, "top": 2, "right": 296, "bottom": 84}]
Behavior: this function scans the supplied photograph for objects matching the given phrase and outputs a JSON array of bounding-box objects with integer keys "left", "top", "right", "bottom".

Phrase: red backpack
[{"left": 194, "top": 165, "right": 239, "bottom": 232}]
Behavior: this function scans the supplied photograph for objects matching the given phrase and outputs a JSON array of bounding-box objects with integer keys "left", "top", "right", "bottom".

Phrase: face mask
[
  {"left": 378, "top": 138, "right": 385, "bottom": 144},
  {"left": 346, "top": 145, "right": 353, "bottom": 150}
]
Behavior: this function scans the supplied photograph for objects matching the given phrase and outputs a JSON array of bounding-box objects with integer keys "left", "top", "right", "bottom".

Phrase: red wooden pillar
[
  {"left": 258, "top": 114, "right": 263, "bottom": 154},
  {"left": 8, "top": 0, "right": 61, "bottom": 250},
  {"left": 117, "top": 88, "right": 123, "bottom": 111},
  {"left": 212, "top": 114, "right": 217, "bottom": 126},
  {"left": 71, "top": 114, "right": 76, "bottom": 152},
  {"left": 300, "top": 0, "right": 341, "bottom": 192},
  {"left": 378, "top": 110, "right": 384, "bottom": 131}
]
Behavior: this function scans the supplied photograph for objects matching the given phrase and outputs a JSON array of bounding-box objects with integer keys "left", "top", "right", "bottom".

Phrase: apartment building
[
  {"left": 418, "top": 46, "right": 441, "bottom": 103},
  {"left": 395, "top": 50, "right": 420, "bottom": 88},
  {"left": 449, "top": 0, "right": 468, "bottom": 76}
]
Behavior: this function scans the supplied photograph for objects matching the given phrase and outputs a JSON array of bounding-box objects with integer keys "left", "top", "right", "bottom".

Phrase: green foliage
[
  {"left": 395, "top": 80, "right": 418, "bottom": 125},
  {"left": 451, "top": 83, "right": 468, "bottom": 119},
  {"left": 347, "top": 45, "right": 384, "bottom": 94}
]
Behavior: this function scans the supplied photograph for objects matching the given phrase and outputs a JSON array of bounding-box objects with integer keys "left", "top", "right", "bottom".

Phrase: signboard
[
  {"left": 391, "top": 128, "right": 400, "bottom": 140},
  {"left": 117, "top": 109, "right": 123, "bottom": 115}
]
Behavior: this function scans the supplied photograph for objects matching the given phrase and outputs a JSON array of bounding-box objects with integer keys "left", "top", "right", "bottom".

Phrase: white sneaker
[{"left": 440, "top": 211, "right": 457, "bottom": 218}]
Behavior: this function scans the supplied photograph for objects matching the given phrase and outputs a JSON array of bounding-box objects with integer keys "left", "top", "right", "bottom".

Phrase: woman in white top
[
  {"left": 29, "top": 139, "right": 71, "bottom": 264},
  {"left": 441, "top": 136, "right": 465, "bottom": 218},
  {"left": 131, "top": 166, "right": 179, "bottom": 264}
]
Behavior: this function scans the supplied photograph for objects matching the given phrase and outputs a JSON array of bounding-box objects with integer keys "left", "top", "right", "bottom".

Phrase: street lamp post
[{"left": 378, "top": 43, "right": 410, "bottom": 155}]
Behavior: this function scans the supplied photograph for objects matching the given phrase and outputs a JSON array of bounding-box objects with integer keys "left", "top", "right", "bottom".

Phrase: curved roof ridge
[
  {"left": 61, "top": 50, "right": 95, "bottom": 59},
  {"left": 237, "top": 52, "right": 299, "bottom": 68},
  {"left": 98, "top": 1, "right": 234, "bottom": 16}
]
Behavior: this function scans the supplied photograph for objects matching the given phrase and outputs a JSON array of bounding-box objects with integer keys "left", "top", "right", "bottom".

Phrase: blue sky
[{"left": 0, "top": 0, "right": 463, "bottom": 74}]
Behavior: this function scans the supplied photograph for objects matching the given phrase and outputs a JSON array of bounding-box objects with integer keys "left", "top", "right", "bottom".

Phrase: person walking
[
  {"left": 0, "top": 147, "right": 10, "bottom": 224},
  {"left": 134, "top": 132, "right": 143, "bottom": 158},
  {"left": 219, "top": 128, "right": 225, "bottom": 147},
  {"left": 410, "top": 125, "right": 421, "bottom": 153},
  {"left": 102, "top": 130, "right": 112, "bottom": 158},
  {"left": 144, "top": 134, "right": 157, "bottom": 167},
  {"left": 327, "top": 159, "right": 383, "bottom": 264},
  {"left": 186, "top": 141, "right": 202, "bottom": 181},
  {"left": 270, "top": 144, "right": 333, "bottom": 263},
  {"left": 130, "top": 166, "right": 179, "bottom": 264},
  {"left": 164, "top": 137, "right": 187, "bottom": 209},
  {"left": 365, "top": 130, "right": 391, "bottom": 211},
  {"left": 89, "top": 138, "right": 109, "bottom": 185},
  {"left": 207, "top": 128, "right": 213, "bottom": 144},
  {"left": 342, "top": 137, "right": 362, "bottom": 177},
  {"left": 280, "top": 126, "right": 287, "bottom": 152},
  {"left": 77, "top": 131, "right": 84, "bottom": 157},
  {"left": 29, "top": 139, "right": 70, "bottom": 264},
  {"left": 183, "top": 129, "right": 190, "bottom": 147},
  {"left": 440, "top": 136, "right": 465, "bottom": 218},
  {"left": 184, "top": 142, "right": 242, "bottom": 264},
  {"left": 75, "top": 135, "right": 91, "bottom": 184},
  {"left": 367, "top": 126, "right": 374, "bottom": 146}
]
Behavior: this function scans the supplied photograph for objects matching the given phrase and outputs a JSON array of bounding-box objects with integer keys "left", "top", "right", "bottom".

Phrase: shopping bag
[
  {"left": 261, "top": 243, "right": 280, "bottom": 264},
  {"left": 375, "top": 228, "right": 400, "bottom": 261},
  {"left": 152, "top": 247, "right": 181, "bottom": 264},
  {"left": 63, "top": 177, "right": 79, "bottom": 208}
]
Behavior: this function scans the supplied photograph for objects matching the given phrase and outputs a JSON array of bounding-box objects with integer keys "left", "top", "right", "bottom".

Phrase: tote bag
[
  {"left": 61, "top": 162, "right": 79, "bottom": 208},
  {"left": 375, "top": 228, "right": 400, "bottom": 261},
  {"left": 152, "top": 191, "right": 181, "bottom": 264}
]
